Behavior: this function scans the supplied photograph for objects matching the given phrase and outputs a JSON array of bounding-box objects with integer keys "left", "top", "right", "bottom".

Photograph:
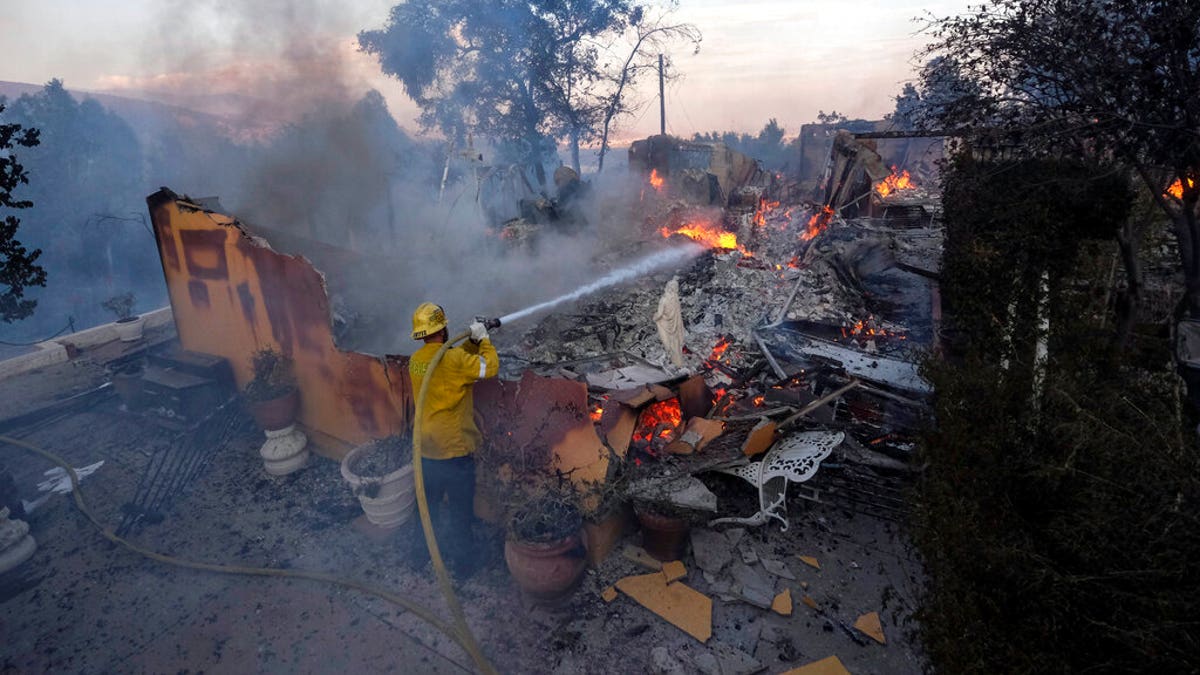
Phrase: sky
[{"left": 0, "top": 0, "right": 971, "bottom": 140}]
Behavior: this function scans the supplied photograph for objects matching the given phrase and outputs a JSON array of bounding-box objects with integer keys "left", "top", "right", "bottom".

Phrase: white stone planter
[
  {"left": 259, "top": 424, "right": 309, "bottom": 476},
  {"left": 0, "top": 507, "right": 36, "bottom": 574},
  {"left": 340, "top": 443, "right": 415, "bottom": 529},
  {"left": 114, "top": 315, "right": 145, "bottom": 342}
]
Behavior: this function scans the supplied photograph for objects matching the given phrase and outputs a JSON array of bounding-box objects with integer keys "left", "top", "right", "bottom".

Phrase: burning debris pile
[{"left": 488, "top": 134, "right": 943, "bottom": 531}]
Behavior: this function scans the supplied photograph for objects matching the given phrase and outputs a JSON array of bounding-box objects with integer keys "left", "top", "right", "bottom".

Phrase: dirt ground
[{"left": 1, "top": 369, "right": 924, "bottom": 674}]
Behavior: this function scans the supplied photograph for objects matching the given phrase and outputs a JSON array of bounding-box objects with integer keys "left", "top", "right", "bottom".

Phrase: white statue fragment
[{"left": 654, "top": 276, "right": 686, "bottom": 369}]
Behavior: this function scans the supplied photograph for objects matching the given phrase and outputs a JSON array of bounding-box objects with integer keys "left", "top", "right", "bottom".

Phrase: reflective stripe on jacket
[{"left": 409, "top": 338, "right": 499, "bottom": 460}]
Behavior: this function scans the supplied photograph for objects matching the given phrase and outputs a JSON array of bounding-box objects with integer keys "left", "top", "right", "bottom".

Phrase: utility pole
[{"left": 658, "top": 53, "right": 666, "bottom": 136}]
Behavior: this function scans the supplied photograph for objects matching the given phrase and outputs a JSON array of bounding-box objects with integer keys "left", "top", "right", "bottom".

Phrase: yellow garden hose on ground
[
  {"left": 410, "top": 329, "right": 497, "bottom": 675},
  {"left": 1, "top": 381, "right": 496, "bottom": 673}
]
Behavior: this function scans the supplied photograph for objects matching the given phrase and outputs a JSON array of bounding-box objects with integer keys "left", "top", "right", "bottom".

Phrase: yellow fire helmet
[{"left": 411, "top": 302, "right": 448, "bottom": 340}]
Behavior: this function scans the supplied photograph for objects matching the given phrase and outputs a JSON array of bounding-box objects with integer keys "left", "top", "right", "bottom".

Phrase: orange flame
[
  {"left": 590, "top": 402, "right": 604, "bottom": 422},
  {"left": 753, "top": 197, "right": 781, "bottom": 227},
  {"left": 875, "top": 166, "right": 914, "bottom": 197},
  {"left": 660, "top": 221, "right": 749, "bottom": 255},
  {"left": 633, "top": 398, "right": 682, "bottom": 442},
  {"left": 649, "top": 168, "right": 665, "bottom": 191},
  {"left": 708, "top": 336, "right": 732, "bottom": 362},
  {"left": 840, "top": 315, "right": 907, "bottom": 340},
  {"left": 802, "top": 206, "right": 835, "bottom": 241},
  {"left": 1167, "top": 176, "right": 1195, "bottom": 200},
  {"left": 752, "top": 395, "right": 765, "bottom": 407}
]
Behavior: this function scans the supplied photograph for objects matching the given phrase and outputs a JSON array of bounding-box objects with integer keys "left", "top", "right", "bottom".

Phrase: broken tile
[
  {"left": 664, "top": 416, "right": 725, "bottom": 455},
  {"left": 780, "top": 655, "right": 852, "bottom": 675},
  {"left": 771, "top": 589, "right": 793, "bottom": 616},
  {"left": 662, "top": 560, "right": 687, "bottom": 583},
  {"left": 854, "top": 611, "right": 886, "bottom": 644},
  {"left": 622, "top": 544, "right": 663, "bottom": 571},
  {"left": 611, "top": 385, "right": 659, "bottom": 407},
  {"left": 708, "top": 640, "right": 765, "bottom": 675},
  {"left": 690, "top": 528, "right": 733, "bottom": 575},
  {"left": 599, "top": 401, "right": 638, "bottom": 457},
  {"left": 799, "top": 555, "right": 821, "bottom": 570},
  {"left": 761, "top": 557, "right": 796, "bottom": 580},
  {"left": 741, "top": 418, "right": 777, "bottom": 456},
  {"left": 738, "top": 585, "right": 775, "bottom": 609},
  {"left": 615, "top": 572, "right": 712, "bottom": 642},
  {"left": 730, "top": 561, "right": 773, "bottom": 596},
  {"left": 678, "top": 374, "right": 714, "bottom": 421},
  {"left": 601, "top": 586, "right": 618, "bottom": 603},
  {"left": 628, "top": 475, "right": 717, "bottom": 513}
]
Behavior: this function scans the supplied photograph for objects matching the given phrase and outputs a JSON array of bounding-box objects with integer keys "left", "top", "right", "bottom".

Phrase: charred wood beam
[
  {"left": 778, "top": 379, "right": 860, "bottom": 431},
  {"left": 752, "top": 330, "right": 788, "bottom": 381}
]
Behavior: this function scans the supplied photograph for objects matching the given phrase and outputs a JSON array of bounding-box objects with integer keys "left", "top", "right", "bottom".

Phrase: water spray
[{"left": 494, "top": 243, "right": 704, "bottom": 327}]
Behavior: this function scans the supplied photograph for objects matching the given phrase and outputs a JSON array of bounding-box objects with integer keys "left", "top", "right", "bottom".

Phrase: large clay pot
[
  {"left": 340, "top": 443, "right": 415, "bottom": 529},
  {"left": 247, "top": 388, "right": 299, "bottom": 431},
  {"left": 636, "top": 506, "right": 690, "bottom": 562},
  {"left": 505, "top": 534, "right": 587, "bottom": 605}
]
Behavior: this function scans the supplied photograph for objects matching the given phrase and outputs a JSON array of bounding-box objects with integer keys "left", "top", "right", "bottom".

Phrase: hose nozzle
[{"left": 476, "top": 316, "right": 502, "bottom": 331}]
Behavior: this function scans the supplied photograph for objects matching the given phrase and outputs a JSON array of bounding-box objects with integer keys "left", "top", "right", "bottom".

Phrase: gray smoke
[{"left": 135, "top": 0, "right": 674, "bottom": 356}]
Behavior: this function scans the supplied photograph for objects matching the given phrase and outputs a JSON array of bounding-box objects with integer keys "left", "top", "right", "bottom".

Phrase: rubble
[{"left": 689, "top": 528, "right": 734, "bottom": 575}]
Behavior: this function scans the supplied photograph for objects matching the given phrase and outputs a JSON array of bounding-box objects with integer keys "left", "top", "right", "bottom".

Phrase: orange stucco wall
[{"left": 147, "top": 189, "right": 411, "bottom": 453}]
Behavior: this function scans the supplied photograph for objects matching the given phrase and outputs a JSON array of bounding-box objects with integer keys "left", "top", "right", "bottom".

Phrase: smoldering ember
[{"left": 2, "top": 2, "right": 1199, "bottom": 674}]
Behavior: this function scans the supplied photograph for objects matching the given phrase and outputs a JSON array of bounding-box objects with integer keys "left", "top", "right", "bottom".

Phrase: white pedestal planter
[
  {"left": 0, "top": 507, "right": 36, "bottom": 574},
  {"left": 114, "top": 315, "right": 146, "bottom": 342},
  {"left": 340, "top": 443, "right": 415, "bottom": 529},
  {"left": 259, "top": 425, "right": 309, "bottom": 476}
]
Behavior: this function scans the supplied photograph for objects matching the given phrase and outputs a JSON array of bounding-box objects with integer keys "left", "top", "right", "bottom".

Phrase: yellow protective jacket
[{"left": 408, "top": 337, "right": 499, "bottom": 460}]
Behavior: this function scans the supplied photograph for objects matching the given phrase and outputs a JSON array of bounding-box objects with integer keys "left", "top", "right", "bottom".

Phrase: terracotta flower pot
[
  {"left": 636, "top": 506, "right": 690, "bottom": 562},
  {"left": 248, "top": 388, "right": 299, "bottom": 431},
  {"left": 505, "top": 534, "right": 587, "bottom": 605}
]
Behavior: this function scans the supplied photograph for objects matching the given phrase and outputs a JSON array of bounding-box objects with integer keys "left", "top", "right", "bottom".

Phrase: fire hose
[
  {"left": 409, "top": 321, "right": 500, "bottom": 675},
  {"left": 0, "top": 320, "right": 503, "bottom": 674}
]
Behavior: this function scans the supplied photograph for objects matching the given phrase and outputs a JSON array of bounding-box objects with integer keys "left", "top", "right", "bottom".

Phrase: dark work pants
[{"left": 419, "top": 455, "right": 477, "bottom": 570}]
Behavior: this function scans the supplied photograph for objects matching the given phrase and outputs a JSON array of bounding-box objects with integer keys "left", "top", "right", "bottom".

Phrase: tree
[
  {"left": 359, "top": 1, "right": 698, "bottom": 178},
  {"left": 593, "top": 8, "right": 700, "bottom": 172},
  {"left": 0, "top": 103, "right": 46, "bottom": 322},
  {"left": 889, "top": 57, "right": 983, "bottom": 131},
  {"left": 816, "top": 110, "right": 847, "bottom": 126},
  {"left": 919, "top": 0, "right": 1200, "bottom": 314}
]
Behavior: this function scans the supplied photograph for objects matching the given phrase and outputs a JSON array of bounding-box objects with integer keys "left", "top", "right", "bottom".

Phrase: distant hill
[{"left": 0, "top": 80, "right": 269, "bottom": 145}]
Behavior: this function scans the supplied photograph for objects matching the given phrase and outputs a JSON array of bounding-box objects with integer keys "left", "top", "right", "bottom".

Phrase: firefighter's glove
[{"left": 469, "top": 321, "right": 489, "bottom": 343}]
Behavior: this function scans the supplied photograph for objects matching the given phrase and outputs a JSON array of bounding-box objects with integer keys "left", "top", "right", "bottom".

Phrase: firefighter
[{"left": 407, "top": 302, "right": 498, "bottom": 577}]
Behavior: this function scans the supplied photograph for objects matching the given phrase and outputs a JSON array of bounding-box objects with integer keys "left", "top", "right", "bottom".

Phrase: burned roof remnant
[{"left": 629, "top": 134, "right": 770, "bottom": 208}]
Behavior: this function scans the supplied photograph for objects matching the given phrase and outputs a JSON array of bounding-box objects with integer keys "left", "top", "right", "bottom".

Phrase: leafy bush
[
  {"left": 916, "top": 157, "right": 1200, "bottom": 673},
  {"left": 101, "top": 292, "right": 135, "bottom": 321}
]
